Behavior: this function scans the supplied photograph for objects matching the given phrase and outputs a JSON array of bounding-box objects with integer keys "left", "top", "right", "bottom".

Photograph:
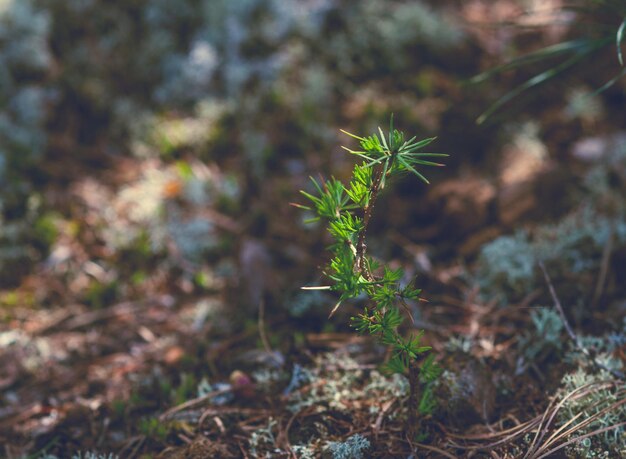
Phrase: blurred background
[{"left": 1, "top": 0, "right": 625, "bottom": 457}]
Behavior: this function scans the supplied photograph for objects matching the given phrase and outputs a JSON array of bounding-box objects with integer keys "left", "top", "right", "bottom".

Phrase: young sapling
[{"left": 296, "top": 116, "right": 446, "bottom": 437}]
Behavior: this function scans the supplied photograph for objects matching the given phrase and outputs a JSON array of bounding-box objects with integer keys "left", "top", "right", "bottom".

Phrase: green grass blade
[
  {"left": 617, "top": 17, "right": 626, "bottom": 66},
  {"left": 470, "top": 39, "right": 596, "bottom": 84},
  {"left": 590, "top": 67, "right": 626, "bottom": 95},
  {"left": 476, "top": 44, "right": 600, "bottom": 124}
]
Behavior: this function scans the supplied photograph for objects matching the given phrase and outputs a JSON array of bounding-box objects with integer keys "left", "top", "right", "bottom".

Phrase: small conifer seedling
[{"left": 296, "top": 116, "right": 446, "bottom": 436}]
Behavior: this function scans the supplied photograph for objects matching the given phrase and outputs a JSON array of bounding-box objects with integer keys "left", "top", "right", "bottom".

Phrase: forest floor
[
  {"left": 1, "top": 133, "right": 625, "bottom": 458},
  {"left": 1, "top": 2, "right": 626, "bottom": 457}
]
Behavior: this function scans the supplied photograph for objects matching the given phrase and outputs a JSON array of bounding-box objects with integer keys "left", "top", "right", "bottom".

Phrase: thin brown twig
[
  {"left": 354, "top": 147, "right": 400, "bottom": 280},
  {"left": 159, "top": 388, "right": 232, "bottom": 421},
  {"left": 535, "top": 421, "right": 626, "bottom": 459},
  {"left": 118, "top": 435, "right": 145, "bottom": 459},
  {"left": 591, "top": 226, "right": 614, "bottom": 309},
  {"left": 237, "top": 441, "right": 249, "bottom": 459},
  {"left": 212, "top": 416, "right": 226, "bottom": 434},
  {"left": 399, "top": 298, "right": 416, "bottom": 324},
  {"left": 355, "top": 167, "right": 382, "bottom": 280},
  {"left": 258, "top": 299, "right": 273, "bottom": 356},
  {"left": 443, "top": 416, "right": 537, "bottom": 441},
  {"left": 413, "top": 442, "right": 458, "bottom": 459},
  {"left": 524, "top": 384, "right": 572, "bottom": 458},
  {"left": 524, "top": 380, "right": 614, "bottom": 458},
  {"left": 523, "top": 381, "right": 620, "bottom": 459},
  {"left": 64, "top": 301, "right": 140, "bottom": 330},
  {"left": 534, "top": 390, "right": 626, "bottom": 456},
  {"left": 538, "top": 261, "right": 624, "bottom": 380},
  {"left": 447, "top": 418, "right": 541, "bottom": 451},
  {"left": 444, "top": 381, "right": 615, "bottom": 452},
  {"left": 276, "top": 411, "right": 299, "bottom": 459},
  {"left": 444, "top": 382, "right": 623, "bottom": 455}
]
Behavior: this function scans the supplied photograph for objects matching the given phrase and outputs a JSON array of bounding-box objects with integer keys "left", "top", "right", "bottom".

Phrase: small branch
[
  {"left": 538, "top": 261, "right": 624, "bottom": 380},
  {"left": 538, "top": 262, "right": 578, "bottom": 345},
  {"left": 355, "top": 167, "right": 383, "bottom": 280},
  {"left": 591, "top": 226, "right": 614, "bottom": 309},
  {"left": 399, "top": 297, "right": 416, "bottom": 325},
  {"left": 328, "top": 300, "right": 342, "bottom": 318},
  {"left": 355, "top": 151, "right": 399, "bottom": 280},
  {"left": 159, "top": 388, "right": 232, "bottom": 421}
]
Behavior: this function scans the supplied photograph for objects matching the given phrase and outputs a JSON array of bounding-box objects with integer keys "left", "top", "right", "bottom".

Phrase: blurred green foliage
[{"left": 474, "top": 0, "right": 626, "bottom": 123}]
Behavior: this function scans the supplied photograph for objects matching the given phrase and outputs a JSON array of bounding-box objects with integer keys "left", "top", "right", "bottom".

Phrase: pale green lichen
[
  {"left": 248, "top": 417, "right": 279, "bottom": 457},
  {"left": 324, "top": 434, "right": 371, "bottom": 459},
  {"left": 557, "top": 368, "right": 626, "bottom": 456},
  {"left": 476, "top": 206, "right": 626, "bottom": 303},
  {"left": 476, "top": 137, "right": 626, "bottom": 303},
  {"left": 516, "top": 308, "right": 564, "bottom": 374},
  {"left": 555, "top": 324, "right": 626, "bottom": 457},
  {"left": 286, "top": 353, "right": 409, "bottom": 414},
  {"left": 72, "top": 453, "right": 119, "bottom": 459}
]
